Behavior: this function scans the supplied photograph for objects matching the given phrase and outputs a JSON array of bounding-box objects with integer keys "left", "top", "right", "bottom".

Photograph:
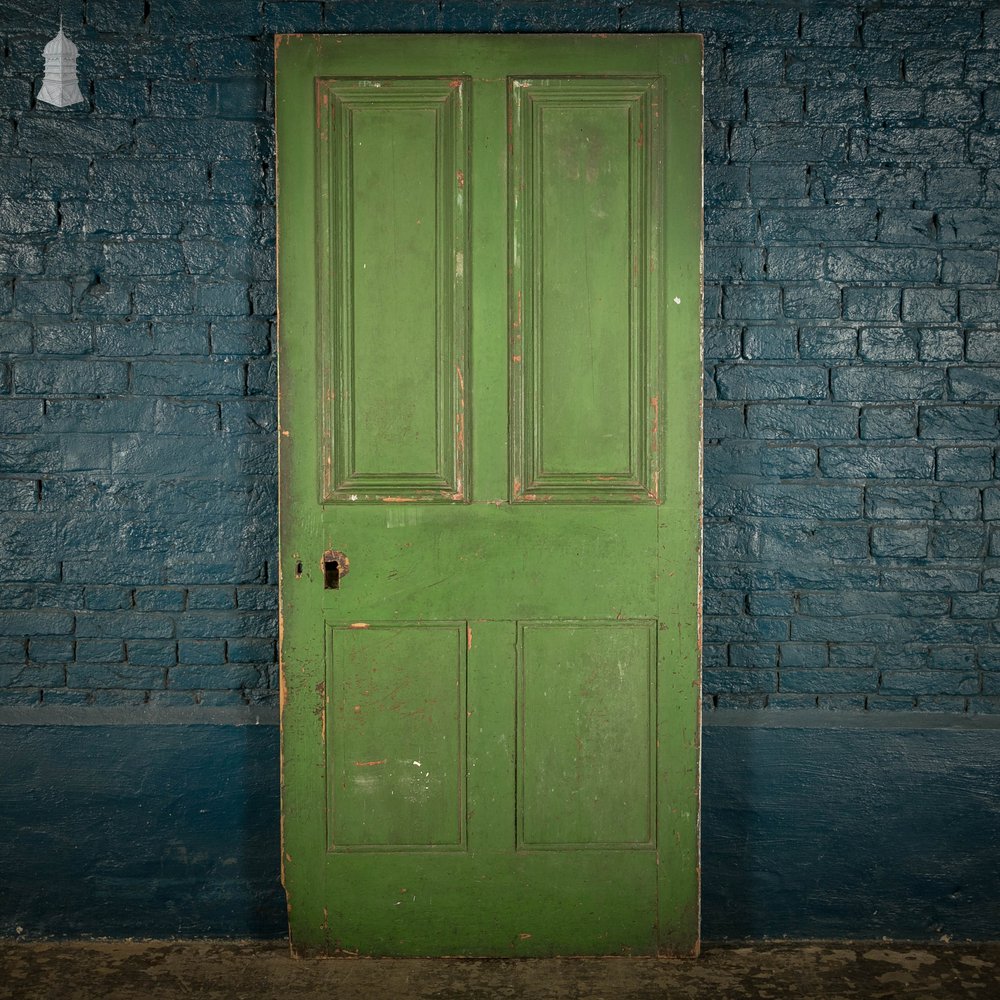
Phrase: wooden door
[{"left": 276, "top": 34, "right": 702, "bottom": 957}]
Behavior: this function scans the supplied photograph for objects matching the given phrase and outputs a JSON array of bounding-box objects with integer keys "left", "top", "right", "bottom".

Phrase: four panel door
[{"left": 276, "top": 33, "right": 703, "bottom": 957}]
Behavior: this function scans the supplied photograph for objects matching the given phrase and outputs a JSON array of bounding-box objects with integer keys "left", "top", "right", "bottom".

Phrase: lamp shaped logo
[{"left": 37, "top": 19, "right": 84, "bottom": 108}]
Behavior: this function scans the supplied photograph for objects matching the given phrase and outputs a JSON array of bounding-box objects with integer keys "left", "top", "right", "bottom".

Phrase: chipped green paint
[{"left": 276, "top": 34, "right": 703, "bottom": 957}]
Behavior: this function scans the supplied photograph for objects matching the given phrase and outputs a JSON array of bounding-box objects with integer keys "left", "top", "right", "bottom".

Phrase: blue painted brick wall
[{"left": 0, "top": 0, "right": 997, "bottom": 715}]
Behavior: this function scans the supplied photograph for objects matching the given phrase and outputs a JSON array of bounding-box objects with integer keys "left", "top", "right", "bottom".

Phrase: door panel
[
  {"left": 316, "top": 78, "right": 469, "bottom": 501},
  {"left": 510, "top": 78, "right": 662, "bottom": 501},
  {"left": 326, "top": 622, "right": 466, "bottom": 850},
  {"left": 277, "top": 34, "right": 703, "bottom": 957},
  {"left": 518, "top": 620, "right": 656, "bottom": 848}
]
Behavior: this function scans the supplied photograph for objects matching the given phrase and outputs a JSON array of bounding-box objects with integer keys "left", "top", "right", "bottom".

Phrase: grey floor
[{"left": 2, "top": 940, "right": 999, "bottom": 999}]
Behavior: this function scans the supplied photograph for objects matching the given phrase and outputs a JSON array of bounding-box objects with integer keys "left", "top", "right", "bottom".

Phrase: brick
[
  {"left": 717, "top": 363, "right": 828, "bottom": 401},
  {"left": 799, "top": 326, "right": 857, "bottom": 361},
  {"left": 0, "top": 664, "right": 64, "bottom": 688},
  {"left": 703, "top": 668, "right": 777, "bottom": 695},
  {"left": 748, "top": 87, "right": 803, "bottom": 123},
  {"left": 91, "top": 159, "right": 207, "bottom": 200},
  {"left": 18, "top": 117, "right": 132, "bottom": 157},
  {"left": 743, "top": 326, "right": 796, "bottom": 359},
  {"left": 949, "top": 369, "right": 1000, "bottom": 402},
  {"left": 825, "top": 246, "right": 937, "bottom": 283},
  {"left": 860, "top": 406, "right": 917, "bottom": 440},
  {"left": 881, "top": 670, "right": 979, "bottom": 697},
  {"left": 872, "top": 526, "right": 928, "bottom": 559},
  {"left": 832, "top": 366, "right": 944, "bottom": 402},
  {"left": 820, "top": 446, "right": 934, "bottom": 480},
  {"left": 27, "top": 638, "right": 74, "bottom": 662},
  {"left": 781, "top": 669, "right": 877, "bottom": 694},
  {"left": 135, "top": 119, "right": 262, "bottom": 160},
  {"left": 0, "top": 400, "right": 43, "bottom": 434},
  {"left": 725, "top": 46, "right": 786, "bottom": 84},
  {"left": 966, "top": 331, "right": 1000, "bottom": 363},
  {"left": 76, "top": 639, "right": 125, "bottom": 663},
  {"left": 904, "top": 49, "right": 965, "bottom": 85},
  {"left": 951, "top": 596, "right": 1000, "bottom": 620},
  {"left": 761, "top": 205, "right": 875, "bottom": 243},
  {"left": 868, "top": 86, "right": 924, "bottom": 122},
  {"left": 705, "top": 403, "right": 746, "bottom": 440},
  {"left": 919, "top": 329, "right": 964, "bottom": 363},
  {"left": 705, "top": 164, "right": 748, "bottom": 203},
  {"left": 94, "top": 80, "right": 149, "bottom": 116},
  {"left": 14, "top": 279, "right": 72, "bottom": 315},
  {"left": 149, "top": 321, "right": 210, "bottom": 356},
  {"left": 263, "top": 1, "right": 325, "bottom": 32},
  {"left": 925, "top": 88, "right": 981, "bottom": 125},
  {"left": 34, "top": 323, "right": 93, "bottom": 355},
  {"left": 722, "top": 285, "right": 781, "bottom": 320},
  {"left": 959, "top": 290, "right": 1000, "bottom": 324},
  {"left": 926, "top": 168, "right": 983, "bottom": 206},
  {"left": 236, "top": 587, "right": 277, "bottom": 611},
  {"left": 853, "top": 127, "right": 965, "bottom": 163},
  {"left": 786, "top": 48, "right": 901, "bottom": 87},
  {"left": 939, "top": 211, "right": 1000, "bottom": 247},
  {"left": 705, "top": 207, "right": 757, "bottom": 243},
  {"left": 859, "top": 328, "right": 918, "bottom": 362},
  {"left": 168, "top": 664, "right": 262, "bottom": 690},
  {"left": 746, "top": 403, "right": 857, "bottom": 441},
  {"left": 777, "top": 641, "right": 825, "bottom": 667},
  {"left": 618, "top": 2, "right": 681, "bottom": 31},
  {"left": 705, "top": 85, "right": 746, "bottom": 123},
  {"left": 766, "top": 246, "right": 823, "bottom": 281},
  {"left": 707, "top": 246, "right": 767, "bottom": 285},
  {"left": 187, "top": 587, "right": 236, "bottom": 610},
  {"left": 153, "top": 400, "right": 219, "bottom": 436},
  {"left": 75, "top": 612, "right": 174, "bottom": 639},
  {"left": 843, "top": 289, "right": 900, "bottom": 323},
  {"left": 927, "top": 392, "right": 988, "bottom": 447},
  {"left": 210, "top": 319, "right": 270, "bottom": 357},
  {"left": 936, "top": 447, "right": 995, "bottom": 482},
  {"left": 0, "top": 611, "right": 73, "bottom": 637},
  {"left": 931, "top": 523, "right": 987, "bottom": 559},
  {"left": 730, "top": 125, "right": 847, "bottom": 163},
  {"left": 104, "top": 241, "right": 186, "bottom": 277},
  {"left": 67, "top": 664, "right": 165, "bottom": 689},
  {"left": 131, "top": 360, "right": 245, "bottom": 396},
  {"left": 177, "top": 639, "right": 226, "bottom": 665},
  {"left": 221, "top": 400, "right": 275, "bottom": 436},
  {"left": 704, "top": 328, "right": 737, "bottom": 369},
  {"left": 13, "top": 360, "right": 129, "bottom": 396},
  {"left": 965, "top": 51, "right": 1000, "bottom": 86},
  {"left": 805, "top": 88, "right": 866, "bottom": 123},
  {"left": 126, "top": 640, "right": 177, "bottom": 667},
  {"left": 901, "top": 288, "right": 957, "bottom": 324},
  {"left": 882, "top": 568, "right": 981, "bottom": 593},
  {"left": 133, "top": 588, "right": 186, "bottom": 612},
  {"left": 783, "top": 283, "right": 841, "bottom": 320},
  {"left": 706, "top": 484, "right": 863, "bottom": 520},
  {"left": 227, "top": 638, "right": 274, "bottom": 663},
  {"left": 0, "top": 198, "right": 58, "bottom": 236},
  {"left": 877, "top": 210, "right": 937, "bottom": 246}
]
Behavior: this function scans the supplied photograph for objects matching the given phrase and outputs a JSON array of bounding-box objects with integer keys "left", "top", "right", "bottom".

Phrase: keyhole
[{"left": 322, "top": 550, "right": 349, "bottom": 590}]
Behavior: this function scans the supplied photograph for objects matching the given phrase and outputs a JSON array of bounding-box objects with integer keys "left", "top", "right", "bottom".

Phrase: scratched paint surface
[
  {"left": 276, "top": 34, "right": 703, "bottom": 957},
  {"left": 327, "top": 623, "right": 465, "bottom": 849}
]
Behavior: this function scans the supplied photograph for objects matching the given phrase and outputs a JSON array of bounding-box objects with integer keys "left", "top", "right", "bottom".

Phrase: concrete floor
[{"left": 1, "top": 940, "right": 999, "bottom": 999}]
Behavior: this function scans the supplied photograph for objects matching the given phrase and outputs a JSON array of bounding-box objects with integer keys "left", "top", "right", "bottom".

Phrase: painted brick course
[{"left": 0, "top": 0, "right": 997, "bottom": 714}]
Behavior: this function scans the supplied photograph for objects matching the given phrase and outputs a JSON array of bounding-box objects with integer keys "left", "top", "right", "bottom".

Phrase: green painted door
[{"left": 276, "top": 34, "right": 703, "bottom": 957}]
